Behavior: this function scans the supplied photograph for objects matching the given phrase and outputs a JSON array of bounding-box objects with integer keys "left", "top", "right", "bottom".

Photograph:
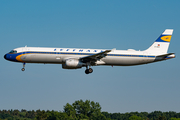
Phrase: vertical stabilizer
[{"left": 145, "top": 29, "right": 173, "bottom": 54}]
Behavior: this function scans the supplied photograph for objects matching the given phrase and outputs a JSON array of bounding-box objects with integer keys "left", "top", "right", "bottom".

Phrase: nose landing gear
[{"left": 21, "top": 63, "right": 26, "bottom": 71}]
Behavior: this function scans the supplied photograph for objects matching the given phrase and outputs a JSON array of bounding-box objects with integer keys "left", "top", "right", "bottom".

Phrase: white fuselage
[{"left": 12, "top": 47, "right": 156, "bottom": 66}]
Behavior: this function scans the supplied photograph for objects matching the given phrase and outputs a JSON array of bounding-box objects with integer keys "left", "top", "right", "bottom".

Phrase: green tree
[
  {"left": 12, "top": 109, "right": 19, "bottom": 116},
  {"left": 156, "top": 116, "right": 167, "bottom": 120},
  {"left": 170, "top": 118, "right": 180, "bottom": 120},
  {"left": 72, "top": 99, "right": 91, "bottom": 116},
  {"left": 47, "top": 111, "right": 72, "bottom": 120},
  {"left": 64, "top": 103, "right": 77, "bottom": 119},
  {"left": 129, "top": 115, "right": 142, "bottom": 120},
  {"left": 35, "top": 110, "right": 49, "bottom": 120},
  {"left": 102, "top": 112, "right": 111, "bottom": 119},
  {"left": 64, "top": 99, "right": 105, "bottom": 119}
]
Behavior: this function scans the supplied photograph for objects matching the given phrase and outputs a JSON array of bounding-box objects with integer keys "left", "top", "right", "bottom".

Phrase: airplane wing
[{"left": 80, "top": 49, "right": 112, "bottom": 63}]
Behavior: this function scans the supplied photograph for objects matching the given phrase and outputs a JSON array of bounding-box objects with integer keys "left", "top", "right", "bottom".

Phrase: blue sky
[{"left": 0, "top": 0, "right": 180, "bottom": 113}]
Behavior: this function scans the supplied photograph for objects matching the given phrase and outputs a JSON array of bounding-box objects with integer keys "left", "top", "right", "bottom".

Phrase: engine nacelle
[{"left": 62, "top": 59, "right": 85, "bottom": 69}]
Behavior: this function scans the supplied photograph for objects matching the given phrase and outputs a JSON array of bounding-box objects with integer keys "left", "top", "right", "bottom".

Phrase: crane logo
[{"left": 161, "top": 36, "right": 172, "bottom": 42}]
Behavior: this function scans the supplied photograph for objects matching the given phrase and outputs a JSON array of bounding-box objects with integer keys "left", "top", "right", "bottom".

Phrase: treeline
[
  {"left": 0, "top": 100, "right": 180, "bottom": 120},
  {"left": 102, "top": 111, "right": 180, "bottom": 120}
]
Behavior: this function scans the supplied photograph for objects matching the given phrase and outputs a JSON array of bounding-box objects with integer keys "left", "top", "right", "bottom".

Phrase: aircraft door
[
  {"left": 22, "top": 47, "right": 27, "bottom": 54},
  {"left": 20, "top": 46, "right": 29, "bottom": 62}
]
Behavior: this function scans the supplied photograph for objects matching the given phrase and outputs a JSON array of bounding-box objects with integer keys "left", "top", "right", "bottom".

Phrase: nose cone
[
  {"left": 4, "top": 54, "right": 7, "bottom": 60},
  {"left": 4, "top": 53, "right": 19, "bottom": 62}
]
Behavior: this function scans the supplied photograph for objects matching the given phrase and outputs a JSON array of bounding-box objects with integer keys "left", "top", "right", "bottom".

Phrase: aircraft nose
[
  {"left": 4, "top": 53, "right": 18, "bottom": 62},
  {"left": 4, "top": 54, "right": 7, "bottom": 60}
]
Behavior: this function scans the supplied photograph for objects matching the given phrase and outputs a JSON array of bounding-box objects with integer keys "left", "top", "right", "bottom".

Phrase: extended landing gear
[
  {"left": 21, "top": 63, "right": 26, "bottom": 71},
  {"left": 85, "top": 66, "right": 93, "bottom": 74},
  {"left": 21, "top": 68, "right": 25, "bottom": 71}
]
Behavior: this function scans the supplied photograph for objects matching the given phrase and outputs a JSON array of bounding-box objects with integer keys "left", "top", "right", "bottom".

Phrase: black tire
[{"left": 85, "top": 69, "right": 89, "bottom": 74}]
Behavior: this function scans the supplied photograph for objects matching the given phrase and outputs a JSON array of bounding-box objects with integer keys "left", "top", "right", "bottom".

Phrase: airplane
[{"left": 4, "top": 29, "right": 175, "bottom": 74}]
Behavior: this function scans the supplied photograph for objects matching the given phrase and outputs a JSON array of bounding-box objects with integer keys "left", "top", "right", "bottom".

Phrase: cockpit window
[{"left": 9, "top": 50, "right": 17, "bottom": 53}]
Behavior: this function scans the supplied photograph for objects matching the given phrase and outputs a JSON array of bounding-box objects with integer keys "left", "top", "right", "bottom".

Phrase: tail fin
[{"left": 145, "top": 29, "right": 173, "bottom": 54}]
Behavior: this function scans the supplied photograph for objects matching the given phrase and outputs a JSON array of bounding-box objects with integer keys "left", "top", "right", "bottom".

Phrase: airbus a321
[{"left": 4, "top": 29, "right": 175, "bottom": 74}]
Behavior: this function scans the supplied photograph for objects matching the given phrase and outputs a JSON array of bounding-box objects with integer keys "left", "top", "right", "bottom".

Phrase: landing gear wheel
[
  {"left": 85, "top": 68, "right": 93, "bottom": 74},
  {"left": 88, "top": 68, "right": 93, "bottom": 73},
  {"left": 85, "top": 69, "right": 89, "bottom": 74},
  {"left": 21, "top": 63, "right": 26, "bottom": 71},
  {"left": 85, "top": 64, "right": 93, "bottom": 74}
]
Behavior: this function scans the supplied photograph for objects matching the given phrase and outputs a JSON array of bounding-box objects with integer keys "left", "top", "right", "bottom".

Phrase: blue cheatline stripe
[{"left": 16, "top": 51, "right": 156, "bottom": 58}]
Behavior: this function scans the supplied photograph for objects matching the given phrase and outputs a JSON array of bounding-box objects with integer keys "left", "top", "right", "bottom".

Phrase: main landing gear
[
  {"left": 21, "top": 63, "right": 26, "bottom": 71},
  {"left": 85, "top": 66, "right": 93, "bottom": 74}
]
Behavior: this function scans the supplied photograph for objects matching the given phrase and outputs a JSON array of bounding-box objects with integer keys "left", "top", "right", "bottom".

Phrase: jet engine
[{"left": 62, "top": 59, "right": 86, "bottom": 69}]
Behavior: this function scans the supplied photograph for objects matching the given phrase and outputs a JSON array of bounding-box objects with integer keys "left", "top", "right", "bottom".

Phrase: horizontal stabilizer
[
  {"left": 157, "top": 53, "right": 175, "bottom": 57},
  {"left": 156, "top": 53, "right": 175, "bottom": 60}
]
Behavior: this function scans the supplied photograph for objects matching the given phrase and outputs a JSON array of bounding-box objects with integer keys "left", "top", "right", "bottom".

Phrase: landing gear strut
[
  {"left": 21, "top": 63, "right": 26, "bottom": 71},
  {"left": 85, "top": 66, "right": 93, "bottom": 74}
]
